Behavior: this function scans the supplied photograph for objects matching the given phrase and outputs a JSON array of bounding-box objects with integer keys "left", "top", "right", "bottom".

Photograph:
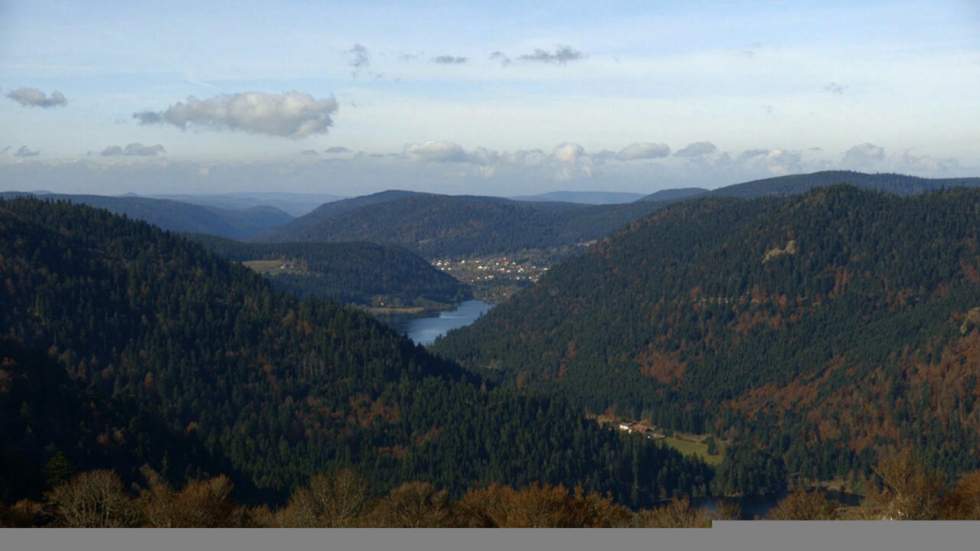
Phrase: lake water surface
[{"left": 396, "top": 299, "right": 493, "bottom": 346}]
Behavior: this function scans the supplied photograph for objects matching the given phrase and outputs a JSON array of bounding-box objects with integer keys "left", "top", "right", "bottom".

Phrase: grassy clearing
[
  {"left": 662, "top": 435, "right": 726, "bottom": 466},
  {"left": 242, "top": 259, "right": 285, "bottom": 273}
]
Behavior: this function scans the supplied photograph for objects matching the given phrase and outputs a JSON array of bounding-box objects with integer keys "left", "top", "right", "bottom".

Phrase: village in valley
[{"left": 430, "top": 253, "right": 550, "bottom": 303}]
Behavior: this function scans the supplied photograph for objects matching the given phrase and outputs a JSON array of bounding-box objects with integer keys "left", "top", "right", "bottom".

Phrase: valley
[{"left": 3, "top": 171, "right": 980, "bottom": 527}]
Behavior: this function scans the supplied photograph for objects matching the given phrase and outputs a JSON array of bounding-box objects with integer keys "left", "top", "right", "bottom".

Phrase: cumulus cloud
[
  {"left": 360, "top": 139, "right": 890, "bottom": 185},
  {"left": 729, "top": 148, "right": 822, "bottom": 176},
  {"left": 405, "top": 141, "right": 470, "bottom": 163},
  {"left": 824, "top": 82, "right": 846, "bottom": 95},
  {"left": 551, "top": 143, "right": 592, "bottom": 179},
  {"left": 761, "top": 149, "right": 803, "bottom": 175},
  {"left": 14, "top": 146, "right": 40, "bottom": 157},
  {"left": 100, "top": 143, "right": 166, "bottom": 157},
  {"left": 503, "top": 148, "right": 547, "bottom": 166},
  {"left": 552, "top": 143, "right": 587, "bottom": 163},
  {"left": 842, "top": 143, "right": 886, "bottom": 167},
  {"left": 675, "top": 141, "right": 718, "bottom": 158},
  {"left": 899, "top": 150, "right": 960, "bottom": 173},
  {"left": 6, "top": 87, "right": 67, "bottom": 108},
  {"left": 404, "top": 141, "right": 501, "bottom": 166},
  {"left": 133, "top": 91, "right": 338, "bottom": 139},
  {"left": 401, "top": 141, "right": 601, "bottom": 180},
  {"left": 432, "top": 55, "right": 468, "bottom": 64},
  {"left": 517, "top": 45, "right": 585, "bottom": 65},
  {"left": 616, "top": 142, "right": 671, "bottom": 161}
]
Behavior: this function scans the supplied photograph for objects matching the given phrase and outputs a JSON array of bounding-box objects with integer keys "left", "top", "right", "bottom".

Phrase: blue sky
[{"left": 1, "top": 0, "right": 978, "bottom": 195}]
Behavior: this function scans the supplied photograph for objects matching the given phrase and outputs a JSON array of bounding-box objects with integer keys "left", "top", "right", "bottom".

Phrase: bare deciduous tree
[{"left": 47, "top": 470, "right": 142, "bottom": 527}]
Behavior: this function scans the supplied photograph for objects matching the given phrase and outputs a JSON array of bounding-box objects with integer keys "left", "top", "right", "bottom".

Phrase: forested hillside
[
  {"left": 0, "top": 192, "right": 293, "bottom": 239},
  {"left": 435, "top": 186, "right": 980, "bottom": 492},
  {"left": 704, "top": 171, "right": 980, "bottom": 199},
  {"left": 262, "top": 191, "right": 666, "bottom": 258},
  {"left": 0, "top": 198, "right": 710, "bottom": 507},
  {"left": 191, "top": 236, "right": 470, "bottom": 307},
  {"left": 638, "top": 188, "right": 709, "bottom": 202}
]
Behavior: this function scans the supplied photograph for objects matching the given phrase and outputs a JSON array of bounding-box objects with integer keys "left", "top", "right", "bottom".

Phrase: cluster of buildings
[
  {"left": 431, "top": 256, "right": 548, "bottom": 284},
  {"left": 616, "top": 421, "right": 667, "bottom": 440}
]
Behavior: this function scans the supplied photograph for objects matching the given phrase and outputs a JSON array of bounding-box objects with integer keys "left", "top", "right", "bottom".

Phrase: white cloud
[
  {"left": 552, "top": 142, "right": 586, "bottom": 163},
  {"left": 616, "top": 142, "right": 671, "bottom": 161},
  {"left": 405, "top": 141, "right": 471, "bottom": 163},
  {"left": 551, "top": 143, "right": 592, "bottom": 179},
  {"left": 134, "top": 91, "right": 338, "bottom": 139},
  {"left": 6, "top": 87, "right": 67, "bottom": 108},
  {"left": 402, "top": 141, "right": 599, "bottom": 180},
  {"left": 761, "top": 149, "right": 803, "bottom": 175},
  {"left": 675, "top": 141, "right": 718, "bottom": 158},
  {"left": 842, "top": 143, "right": 885, "bottom": 167},
  {"left": 899, "top": 150, "right": 960, "bottom": 173}
]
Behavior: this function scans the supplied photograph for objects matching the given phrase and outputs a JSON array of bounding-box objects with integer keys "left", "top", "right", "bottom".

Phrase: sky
[{"left": 1, "top": 0, "right": 979, "bottom": 196}]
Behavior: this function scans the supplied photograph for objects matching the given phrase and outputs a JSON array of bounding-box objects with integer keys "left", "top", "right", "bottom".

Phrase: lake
[{"left": 395, "top": 299, "right": 493, "bottom": 345}]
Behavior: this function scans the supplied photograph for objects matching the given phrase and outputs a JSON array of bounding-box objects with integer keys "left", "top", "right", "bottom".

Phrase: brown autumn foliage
[
  {"left": 452, "top": 483, "right": 631, "bottom": 527},
  {"left": 138, "top": 467, "right": 244, "bottom": 527},
  {"left": 46, "top": 470, "right": 142, "bottom": 527},
  {"left": 0, "top": 499, "right": 46, "bottom": 527},
  {"left": 20, "top": 459, "right": 980, "bottom": 527},
  {"left": 941, "top": 470, "right": 980, "bottom": 520},
  {"left": 712, "top": 499, "right": 742, "bottom": 521},
  {"left": 365, "top": 481, "right": 453, "bottom": 527},
  {"left": 275, "top": 469, "right": 369, "bottom": 527},
  {"left": 858, "top": 450, "right": 947, "bottom": 520},
  {"left": 767, "top": 489, "right": 839, "bottom": 520},
  {"left": 630, "top": 497, "right": 712, "bottom": 528},
  {"left": 636, "top": 347, "right": 687, "bottom": 385}
]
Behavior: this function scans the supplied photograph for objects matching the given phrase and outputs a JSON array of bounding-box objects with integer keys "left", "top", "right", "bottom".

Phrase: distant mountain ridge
[
  {"left": 267, "top": 172, "right": 980, "bottom": 259},
  {"left": 512, "top": 191, "right": 647, "bottom": 204},
  {"left": 641, "top": 171, "right": 980, "bottom": 201},
  {"left": 638, "top": 188, "right": 709, "bottom": 203},
  {"left": 151, "top": 192, "right": 344, "bottom": 217},
  {"left": 261, "top": 190, "right": 664, "bottom": 258},
  {"left": 0, "top": 191, "right": 293, "bottom": 240}
]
